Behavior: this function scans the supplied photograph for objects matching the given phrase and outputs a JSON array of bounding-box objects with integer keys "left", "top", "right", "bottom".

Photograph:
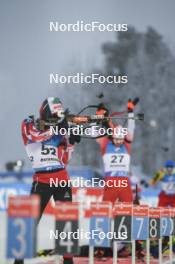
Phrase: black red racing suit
[
  {"left": 96, "top": 112, "right": 135, "bottom": 204},
  {"left": 21, "top": 116, "right": 74, "bottom": 216},
  {"left": 14, "top": 117, "right": 74, "bottom": 263}
]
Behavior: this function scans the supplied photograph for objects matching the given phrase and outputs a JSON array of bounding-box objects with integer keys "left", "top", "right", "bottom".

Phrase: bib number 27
[{"left": 111, "top": 155, "right": 124, "bottom": 164}]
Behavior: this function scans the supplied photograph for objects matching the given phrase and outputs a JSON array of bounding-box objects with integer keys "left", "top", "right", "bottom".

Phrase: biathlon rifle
[{"left": 36, "top": 103, "right": 144, "bottom": 131}]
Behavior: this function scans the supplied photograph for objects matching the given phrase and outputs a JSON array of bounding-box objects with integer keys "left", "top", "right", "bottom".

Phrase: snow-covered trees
[{"left": 61, "top": 26, "right": 175, "bottom": 175}]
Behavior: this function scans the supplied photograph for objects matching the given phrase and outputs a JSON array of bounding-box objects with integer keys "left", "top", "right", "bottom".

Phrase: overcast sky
[{"left": 0, "top": 0, "right": 175, "bottom": 167}]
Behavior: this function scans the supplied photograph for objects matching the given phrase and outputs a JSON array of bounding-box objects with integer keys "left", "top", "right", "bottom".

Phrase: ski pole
[
  {"left": 89, "top": 246, "right": 94, "bottom": 264},
  {"left": 113, "top": 241, "right": 118, "bottom": 264},
  {"left": 146, "top": 239, "right": 150, "bottom": 264},
  {"left": 132, "top": 240, "right": 136, "bottom": 264},
  {"left": 159, "top": 238, "right": 163, "bottom": 264},
  {"left": 169, "top": 235, "right": 173, "bottom": 263}
]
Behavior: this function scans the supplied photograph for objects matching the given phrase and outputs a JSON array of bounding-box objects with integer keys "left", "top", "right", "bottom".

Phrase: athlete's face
[
  {"left": 113, "top": 138, "right": 124, "bottom": 146},
  {"left": 166, "top": 166, "right": 174, "bottom": 175},
  {"left": 112, "top": 124, "right": 125, "bottom": 146}
]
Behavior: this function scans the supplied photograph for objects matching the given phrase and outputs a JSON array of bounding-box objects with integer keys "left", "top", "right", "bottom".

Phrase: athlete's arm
[
  {"left": 125, "top": 112, "right": 135, "bottom": 143},
  {"left": 62, "top": 143, "right": 74, "bottom": 164},
  {"left": 125, "top": 99, "right": 138, "bottom": 143},
  {"left": 96, "top": 137, "right": 109, "bottom": 156},
  {"left": 21, "top": 117, "right": 52, "bottom": 144},
  {"left": 150, "top": 170, "right": 164, "bottom": 185}
]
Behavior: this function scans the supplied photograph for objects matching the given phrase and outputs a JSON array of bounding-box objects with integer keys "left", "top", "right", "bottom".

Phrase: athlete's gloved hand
[
  {"left": 96, "top": 103, "right": 110, "bottom": 128},
  {"left": 56, "top": 108, "right": 65, "bottom": 123},
  {"left": 127, "top": 97, "right": 139, "bottom": 112},
  {"left": 69, "top": 133, "right": 81, "bottom": 145},
  {"left": 96, "top": 103, "right": 109, "bottom": 116}
]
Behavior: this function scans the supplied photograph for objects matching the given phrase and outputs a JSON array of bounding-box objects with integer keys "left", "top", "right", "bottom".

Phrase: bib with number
[
  {"left": 161, "top": 174, "right": 175, "bottom": 195},
  {"left": 103, "top": 142, "right": 130, "bottom": 177},
  {"left": 26, "top": 135, "right": 64, "bottom": 172}
]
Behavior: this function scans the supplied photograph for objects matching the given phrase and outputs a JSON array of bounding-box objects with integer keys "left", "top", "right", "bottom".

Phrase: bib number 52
[{"left": 41, "top": 145, "right": 56, "bottom": 155}]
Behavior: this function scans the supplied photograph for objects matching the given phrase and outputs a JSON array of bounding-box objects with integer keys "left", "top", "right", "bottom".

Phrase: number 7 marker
[{"left": 132, "top": 205, "right": 149, "bottom": 240}]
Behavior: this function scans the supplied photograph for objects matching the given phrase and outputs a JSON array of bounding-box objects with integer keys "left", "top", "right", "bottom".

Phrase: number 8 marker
[{"left": 149, "top": 207, "right": 161, "bottom": 239}]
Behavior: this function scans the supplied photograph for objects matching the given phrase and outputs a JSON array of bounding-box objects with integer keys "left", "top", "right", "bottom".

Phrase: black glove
[
  {"left": 133, "top": 97, "right": 140, "bottom": 105},
  {"left": 96, "top": 103, "right": 110, "bottom": 128},
  {"left": 69, "top": 133, "right": 81, "bottom": 145}
]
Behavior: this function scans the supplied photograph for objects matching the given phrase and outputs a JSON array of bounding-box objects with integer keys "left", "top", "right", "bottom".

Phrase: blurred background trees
[{"left": 67, "top": 26, "right": 175, "bottom": 175}]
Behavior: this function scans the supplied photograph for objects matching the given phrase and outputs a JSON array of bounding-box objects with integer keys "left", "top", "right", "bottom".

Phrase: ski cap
[
  {"left": 164, "top": 160, "right": 174, "bottom": 168},
  {"left": 40, "top": 97, "right": 64, "bottom": 120}
]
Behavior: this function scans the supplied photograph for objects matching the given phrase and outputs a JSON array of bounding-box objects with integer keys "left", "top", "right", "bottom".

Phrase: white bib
[
  {"left": 103, "top": 153, "right": 130, "bottom": 173},
  {"left": 161, "top": 182, "right": 175, "bottom": 194},
  {"left": 26, "top": 142, "right": 63, "bottom": 170}
]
